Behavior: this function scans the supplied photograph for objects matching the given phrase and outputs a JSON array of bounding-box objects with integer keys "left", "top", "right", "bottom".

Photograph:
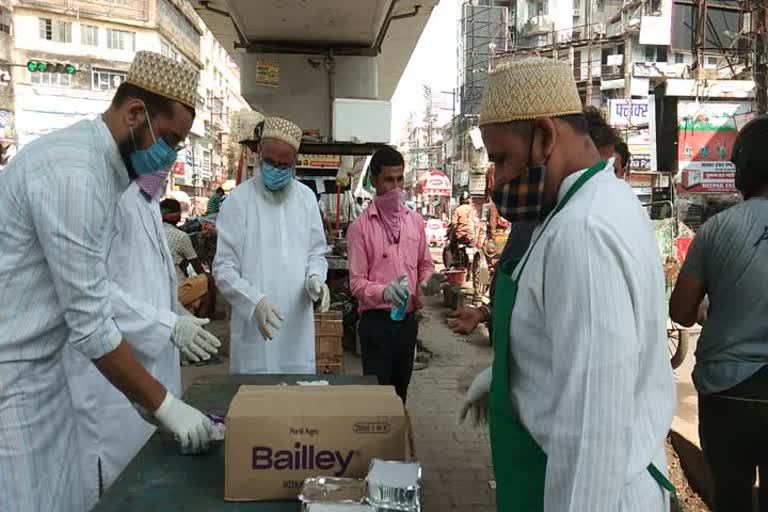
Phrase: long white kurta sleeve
[
  {"left": 213, "top": 194, "right": 265, "bottom": 318},
  {"left": 541, "top": 220, "right": 636, "bottom": 512},
  {"left": 305, "top": 199, "right": 329, "bottom": 296},
  {"left": 109, "top": 281, "right": 176, "bottom": 363},
  {"left": 29, "top": 172, "right": 122, "bottom": 360}
]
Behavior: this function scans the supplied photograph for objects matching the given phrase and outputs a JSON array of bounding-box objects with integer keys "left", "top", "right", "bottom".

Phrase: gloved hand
[
  {"left": 383, "top": 274, "right": 409, "bottom": 307},
  {"left": 307, "top": 274, "right": 331, "bottom": 313},
  {"left": 459, "top": 367, "right": 492, "bottom": 427},
  {"left": 170, "top": 316, "right": 221, "bottom": 362},
  {"left": 153, "top": 391, "right": 213, "bottom": 453},
  {"left": 420, "top": 271, "right": 448, "bottom": 296},
  {"left": 255, "top": 297, "right": 284, "bottom": 340}
]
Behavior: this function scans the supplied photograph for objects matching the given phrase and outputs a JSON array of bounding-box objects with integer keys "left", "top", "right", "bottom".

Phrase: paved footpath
[{"left": 409, "top": 295, "right": 497, "bottom": 511}]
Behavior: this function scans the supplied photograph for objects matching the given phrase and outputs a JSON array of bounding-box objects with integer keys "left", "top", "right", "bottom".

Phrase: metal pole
[{"left": 755, "top": 0, "right": 768, "bottom": 114}]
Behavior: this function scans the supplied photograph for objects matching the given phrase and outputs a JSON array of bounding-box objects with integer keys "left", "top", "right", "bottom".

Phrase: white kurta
[
  {"left": 63, "top": 183, "right": 181, "bottom": 510},
  {"left": 214, "top": 177, "right": 328, "bottom": 374},
  {"left": 0, "top": 118, "right": 130, "bottom": 512},
  {"left": 508, "top": 164, "right": 676, "bottom": 511}
]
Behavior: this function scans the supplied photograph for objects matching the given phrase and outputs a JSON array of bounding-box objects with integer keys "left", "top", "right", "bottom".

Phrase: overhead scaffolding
[{"left": 457, "top": 2, "right": 511, "bottom": 118}]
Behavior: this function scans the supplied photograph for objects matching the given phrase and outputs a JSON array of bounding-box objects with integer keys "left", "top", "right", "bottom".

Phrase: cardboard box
[{"left": 225, "top": 385, "right": 410, "bottom": 502}]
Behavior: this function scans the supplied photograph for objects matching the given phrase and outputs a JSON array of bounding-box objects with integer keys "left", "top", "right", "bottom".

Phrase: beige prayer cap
[
  {"left": 479, "top": 58, "right": 582, "bottom": 126},
  {"left": 261, "top": 116, "right": 303, "bottom": 152},
  {"left": 126, "top": 51, "right": 199, "bottom": 111}
]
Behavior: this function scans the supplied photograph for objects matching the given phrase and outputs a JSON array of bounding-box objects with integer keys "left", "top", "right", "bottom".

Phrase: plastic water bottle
[
  {"left": 390, "top": 289, "right": 409, "bottom": 321},
  {"left": 390, "top": 275, "right": 409, "bottom": 321}
]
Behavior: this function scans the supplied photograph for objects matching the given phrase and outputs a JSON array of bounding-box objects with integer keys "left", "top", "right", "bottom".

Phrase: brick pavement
[{"left": 409, "top": 295, "right": 496, "bottom": 511}]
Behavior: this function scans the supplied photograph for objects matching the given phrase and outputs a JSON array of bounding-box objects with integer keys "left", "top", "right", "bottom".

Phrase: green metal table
[{"left": 94, "top": 374, "right": 376, "bottom": 511}]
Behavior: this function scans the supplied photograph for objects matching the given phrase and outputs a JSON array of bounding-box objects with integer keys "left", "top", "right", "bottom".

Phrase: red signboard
[{"left": 173, "top": 161, "right": 186, "bottom": 177}]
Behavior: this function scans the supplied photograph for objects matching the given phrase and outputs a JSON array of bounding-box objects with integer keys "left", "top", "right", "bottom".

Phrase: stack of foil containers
[
  {"left": 365, "top": 460, "right": 421, "bottom": 512},
  {"left": 299, "top": 460, "right": 421, "bottom": 512}
]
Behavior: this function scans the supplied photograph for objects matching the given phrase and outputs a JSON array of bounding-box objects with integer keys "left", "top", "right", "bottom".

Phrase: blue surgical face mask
[
  {"left": 261, "top": 159, "right": 294, "bottom": 191},
  {"left": 129, "top": 112, "right": 178, "bottom": 177}
]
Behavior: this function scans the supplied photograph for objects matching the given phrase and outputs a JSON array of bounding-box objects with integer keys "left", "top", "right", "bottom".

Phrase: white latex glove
[
  {"left": 153, "top": 392, "right": 213, "bottom": 453},
  {"left": 459, "top": 367, "right": 492, "bottom": 427},
  {"left": 420, "top": 271, "right": 448, "bottom": 296},
  {"left": 255, "top": 297, "right": 284, "bottom": 340},
  {"left": 170, "top": 316, "right": 221, "bottom": 362},
  {"left": 307, "top": 274, "right": 331, "bottom": 313},
  {"left": 383, "top": 274, "right": 409, "bottom": 307}
]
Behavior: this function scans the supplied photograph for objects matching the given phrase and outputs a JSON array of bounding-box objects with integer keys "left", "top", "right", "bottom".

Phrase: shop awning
[{"left": 420, "top": 171, "right": 451, "bottom": 197}]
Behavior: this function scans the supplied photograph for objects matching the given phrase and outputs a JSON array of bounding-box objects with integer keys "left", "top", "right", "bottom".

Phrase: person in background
[
  {"left": 582, "top": 106, "right": 620, "bottom": 164},
  {"left": 614, "top": 141, "right": 631, "bottom": 180},
  {"left": 64, "top": 182, "right": 220, "bottom": 508},
  {"left": 347, "top": 147, "right": 447, "bottom": 402},
  {"left": 0, "top": 51, "right": 214, "bottom": 511},
  {"left": 670, "top": 115, "right": 768, "bottom": 512},
  {"left": 353, "top": 196, "right": 365, "bottom": 219},
  {"left": 207, "top": 186, "right": 225, "bottom": 215},
  {"left": 213, "top": 116, "right": 331, "bottom": 374},
  {"left": 161, "top": 198, "right": 219, "bottom": 320},
  {"left": 451, "top": 190, "right": 477, "bottom": 244},
  {"left": 460, "top": 58, "right": 675, "bottom": 510}
]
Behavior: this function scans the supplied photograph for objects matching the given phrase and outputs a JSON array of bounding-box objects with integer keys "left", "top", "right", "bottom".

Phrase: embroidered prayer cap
[
  {"left": 479, "top": 58, "right": 583, "bottom": 126},
  {"left": 261, "top": 116, "right": 303, "bottom": 152},
  {"left": 126, "top": 51, "right": 199, "bottom": 111}
]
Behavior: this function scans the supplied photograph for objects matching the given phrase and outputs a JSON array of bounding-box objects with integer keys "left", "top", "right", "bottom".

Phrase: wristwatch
[{"left": 479, "top": 305, "right": 492, "bottom": 323}]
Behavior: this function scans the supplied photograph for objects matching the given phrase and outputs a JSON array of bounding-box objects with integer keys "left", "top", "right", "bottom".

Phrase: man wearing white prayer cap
[
  {"left": 0, "top": 51, "right": 217, "bottom": 511},
  {"left": 459, "top": 58, "right": 677, "bottom": 511},
  {"left": 214, "top": 116, "right": 330, "bottom": 374}
]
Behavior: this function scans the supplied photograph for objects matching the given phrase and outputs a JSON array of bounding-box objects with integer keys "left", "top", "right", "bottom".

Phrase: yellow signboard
[{"left": 255, "top": 59, "right": 279, "bottom": 87}]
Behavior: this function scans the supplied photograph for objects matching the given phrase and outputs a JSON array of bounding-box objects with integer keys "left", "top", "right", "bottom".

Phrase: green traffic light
[
  {"left": 37, "top": 62, "right": 48, "bottom": 72},
  {"left": 65, "top": 64, "right": 75, "bottom": 75},
  {"left": 27, "top": 61, "right": 37, "bottom": 72}
]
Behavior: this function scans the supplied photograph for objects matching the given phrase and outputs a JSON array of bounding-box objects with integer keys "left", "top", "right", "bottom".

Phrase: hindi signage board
[
  {"left": 609, "top": 99, "right": 650, "bottom": 127},
  {"left": 255, "top": 59, "right": 279, "bottom": 87},
  {"left": 298, "top": 154, "right": 341, "bottom": 169},
  {"left": 676, "top": 100, "right": 751, "bottom": 193}
]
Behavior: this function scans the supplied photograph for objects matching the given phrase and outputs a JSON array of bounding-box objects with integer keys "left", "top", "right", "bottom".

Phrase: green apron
[{"left": 489, "top": 162, "right": 680, "bottom": 511}]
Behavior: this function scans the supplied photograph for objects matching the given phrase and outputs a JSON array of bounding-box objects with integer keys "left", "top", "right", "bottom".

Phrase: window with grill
[
  {"left": 106, "top": 28, "right": 135, "bottom": 51},
  {"left": 161, "top": 40, "right": 179, "bottom": 61},
  {"left": 81, "top": 25, "right": 98, "bottom": 46},
  {"left": 30, "top": 71, "right": 72, "bottom": 87},
  {"left": 39, "top": 18, "right": 72, "bottom": 42},
  {"left": 92, "top": 68, "right": 127, "bottom": 91},
  {"left": 0, "top": 7, "right": 11, "bottom": 35},
  {"left": 160, "top": 0, "right": 200, "bottom": 49}
]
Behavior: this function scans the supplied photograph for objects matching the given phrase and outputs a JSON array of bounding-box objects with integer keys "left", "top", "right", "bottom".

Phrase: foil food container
[
  {"left": 298, "top": 477, "right": 366, "bottom": 505},
  {"left": 365, "top": 459, "right": 421, "bottom": 511}
]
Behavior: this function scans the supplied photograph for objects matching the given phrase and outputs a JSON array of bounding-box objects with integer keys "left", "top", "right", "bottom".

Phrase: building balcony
[
  {"left": 16, "top": 0, "right": 150, "bottom": 23},
  {"left": 522, "top": 15, "right": 554, "bottom": 37}
]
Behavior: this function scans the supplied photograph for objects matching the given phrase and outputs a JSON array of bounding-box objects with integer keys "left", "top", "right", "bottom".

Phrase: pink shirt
[{"left": 347, "top": 202, "right": 435, "bottom": 313}]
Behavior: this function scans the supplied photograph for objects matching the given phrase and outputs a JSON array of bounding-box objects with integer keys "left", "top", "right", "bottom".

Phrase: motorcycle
[
  {"left": 472, "top": 233, "right": 499, "bottom": 298},
  {"left": 442, "top": 225, "right": 477, "bottom": 271}
]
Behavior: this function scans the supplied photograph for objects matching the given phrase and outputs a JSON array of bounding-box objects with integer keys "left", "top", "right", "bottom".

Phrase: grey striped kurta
[{"left": 0, "top": 118, "right": 130, "bottom": 511}]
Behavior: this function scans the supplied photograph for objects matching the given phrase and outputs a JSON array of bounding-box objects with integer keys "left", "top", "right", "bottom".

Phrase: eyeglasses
[{"left": 262, "top": 157, "right": 295, "bottom": 171}]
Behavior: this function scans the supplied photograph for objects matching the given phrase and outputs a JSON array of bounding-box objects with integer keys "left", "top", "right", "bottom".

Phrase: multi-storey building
[{"left": 2, "top": 0, "right": 250, "bottom": 194}]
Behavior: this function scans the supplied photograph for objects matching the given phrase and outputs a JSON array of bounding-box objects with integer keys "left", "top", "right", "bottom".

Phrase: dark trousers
[
  {"left": 699, "top": 365, "right": 768, "bottom": 512},
  {"left": 358, "top": 310, "right": 418, "bottom": 403}
]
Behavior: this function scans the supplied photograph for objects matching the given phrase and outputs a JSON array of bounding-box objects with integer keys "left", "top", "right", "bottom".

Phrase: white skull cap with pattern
[
  {"left": 261, "top": 116, "right": 303, "bottom": 152},
  {"left": 126, "top": 51, "right": 199, "bottom": 110},
  {"left": 479, "top": 58, "right": 583, "bottom": 126}
]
